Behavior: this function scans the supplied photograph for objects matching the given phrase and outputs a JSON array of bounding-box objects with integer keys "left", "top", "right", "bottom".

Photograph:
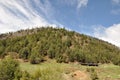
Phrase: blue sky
[{"left": 0, "top": 0, "right": 120, "bottom": 47}]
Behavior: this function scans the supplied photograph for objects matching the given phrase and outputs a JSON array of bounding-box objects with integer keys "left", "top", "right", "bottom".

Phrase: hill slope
[{"left": 0, "top": 27, "right": 120, "bottom": 65}]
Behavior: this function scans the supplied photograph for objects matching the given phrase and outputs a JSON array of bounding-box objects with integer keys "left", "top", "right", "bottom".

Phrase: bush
[
  {"left": 14, "top": 69, "right": 22, "bottom": 80},
  {"left": 20, "top": 71, "right": 32, "bottom": 80},
  {"left": 30, "top": 54, "right": 44, "bottom": 64},
  {"left": 0, "top": 57, "right": 20, "bottom": 80}
]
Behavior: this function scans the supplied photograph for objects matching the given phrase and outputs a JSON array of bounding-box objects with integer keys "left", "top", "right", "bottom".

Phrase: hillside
[{"left": 0, "top": 27, "right": 120, "bottom": 65}]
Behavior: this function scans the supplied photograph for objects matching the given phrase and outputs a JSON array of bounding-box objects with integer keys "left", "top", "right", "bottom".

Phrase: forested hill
[{"left": 0, "top": 27, "right": 120, "bottom": 65}]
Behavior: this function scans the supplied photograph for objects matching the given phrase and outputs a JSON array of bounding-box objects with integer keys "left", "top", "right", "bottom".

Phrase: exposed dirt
[
  {"left": 63, "top": 70, "right": 90, "bottom": 80},
  {"left": 63, "top": 73, "right": 72, "bottom": 80}
]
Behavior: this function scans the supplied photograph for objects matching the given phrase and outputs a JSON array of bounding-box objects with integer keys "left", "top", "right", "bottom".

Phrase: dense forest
[{"left": 0, "top": 27, "right": 120, "bottom": 65}]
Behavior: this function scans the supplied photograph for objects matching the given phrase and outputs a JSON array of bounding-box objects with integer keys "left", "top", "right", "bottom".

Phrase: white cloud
[
  {"left": 0, "top": 0, "right": 61, "bottom": 33},
  {"left": 94, "top": 24, "right": 120, "bottom": 47},
  {"left": 77, "top": 0, "right": 88, "bottom": 9}
]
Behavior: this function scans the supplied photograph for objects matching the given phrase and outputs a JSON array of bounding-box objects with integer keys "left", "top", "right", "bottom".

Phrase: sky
[{"left": 0, "top": 0, "right": 120, "bottom": 47}]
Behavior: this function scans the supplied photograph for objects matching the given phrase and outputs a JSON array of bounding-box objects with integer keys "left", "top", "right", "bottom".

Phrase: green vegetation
[
  {"left": 0, "top": 27, "right": 120, "bottom": 80},
  {"left": 0, "top": 57, "right": 19, "bottom": 80},
  {"left": 86, "top": 68, "right": 99, "bottom": 80},
  {"left": 20, "top": 60, "right": 120, "bottom": 80},
  {"left": 0, "top": 57, "right": 33, "bottom": 80},
  {"left": 0, "top": 27, "right": 120, "bottom": 65},
  {"left": 0, "top": 57, "right": 120, "bottom": 80}
]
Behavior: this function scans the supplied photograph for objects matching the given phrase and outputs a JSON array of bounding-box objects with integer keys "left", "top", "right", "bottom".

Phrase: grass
[
  {"left": 20, "top": 60, "right": 70, "bottom": 80},
  {"left": 20, "top": 60, "right": 69, "bottom": 73},
  {"left": 97, "top": 64, "right": 120, "bottom": 79},
  {"left": 20, "top": 60, "right": 120, "bottom": 80}
]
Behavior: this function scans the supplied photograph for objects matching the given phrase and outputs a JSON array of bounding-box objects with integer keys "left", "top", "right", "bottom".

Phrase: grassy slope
[
  {"left": 98, "top": 64, "right": 120, "bottom": 79},
  {"left": 20, "top": 60, "right": 68, "bottom": 80},
  {"left": 20, "top": 60, "right": 120, "bottom": 80}
]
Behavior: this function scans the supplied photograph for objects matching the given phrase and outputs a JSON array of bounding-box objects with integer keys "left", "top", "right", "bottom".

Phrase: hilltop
[{"left": 0, "top": 27, "right": 120, "bottom": 65}]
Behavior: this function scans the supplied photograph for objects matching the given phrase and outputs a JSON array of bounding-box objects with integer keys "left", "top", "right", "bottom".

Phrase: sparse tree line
[{"left": 0, "top": 27, "right": 120, "bottom": 65}]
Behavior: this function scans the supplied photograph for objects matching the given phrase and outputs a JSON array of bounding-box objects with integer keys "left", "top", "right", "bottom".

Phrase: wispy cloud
[
  {"left": 0, "top": 0, "right": 61, "bottom": 33},
  {"left": 61, "top": 0, "right": 88, "bottom": 9},
  {"left": 111, "top": 0, "right": 120, "bottom": 15},
  {"left": 111, "top": 9, "right": 120, "bottom": 15},
  {"left": 112, "top": 0, "right": 120, "bottom": 5},
  {"left": 77, "top": 0, "right": 88, "bottom": 9},
  {"left": 94, "top": 24, "right": 120, "bottom": 47}
]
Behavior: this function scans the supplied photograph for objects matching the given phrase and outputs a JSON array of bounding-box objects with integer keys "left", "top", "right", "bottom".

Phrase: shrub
[
  {"left": 20, "top": 71, "right": 32, "bottom": 80},
  {"left": 30, "top": 54, "right": 44, "bottom": 64},
  {"left": 0, "top": 57, "right": 19, "bottom": 80},
  {"left": 14, "top": 69, "right": 22, "bottom": 80}
]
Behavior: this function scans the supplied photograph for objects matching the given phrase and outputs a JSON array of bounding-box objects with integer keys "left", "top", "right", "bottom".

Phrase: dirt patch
[
  {"left": 63, "top": 73, "right": 72, "bottom": 80},
  {"left": 16, "top": 59, "right": 24, "bottom": 62},
  {"left": 71, "top": 70, "right": 90, "bottom": 80},
  {"left": 63, "top": 70, "right": 90, "bottom": 80}
]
